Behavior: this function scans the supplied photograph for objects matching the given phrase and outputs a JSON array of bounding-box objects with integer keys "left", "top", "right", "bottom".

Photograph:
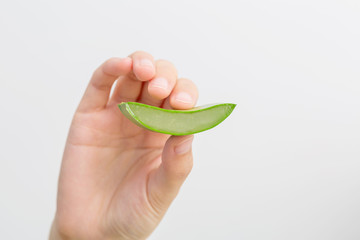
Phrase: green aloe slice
[{"left": 118, "top": 102, "right": 236, "bottom": 135}]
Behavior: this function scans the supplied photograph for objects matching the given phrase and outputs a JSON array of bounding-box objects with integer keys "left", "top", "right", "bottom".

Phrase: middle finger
[{"left": 139, "top": 59, "right": 177, "bottom": 106}]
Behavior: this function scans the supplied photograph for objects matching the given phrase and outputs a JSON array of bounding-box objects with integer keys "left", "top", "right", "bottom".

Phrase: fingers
[
  {"left": 108, "top": 52, "right": 198, "bottom": 110},
  {"left": 163, "top": 78, "right": 198, "bottom": 110},
  {"left": 109, "top": 51, "right": 156, "bottom": 104},
  {"left": 139, "top": 60, "right": 177, "bottom": 106},
  {"left": 147, "top": 135, "right": 194, "bottom": 211},
  {"left": 79, "top": 51, "right": 198, "bottom": 113},
  {"left": 77, "top": 57, "right": 132, "bottom": 112},
  {"left": 131, "top": 51, "right": 156, "bottom": 81}
]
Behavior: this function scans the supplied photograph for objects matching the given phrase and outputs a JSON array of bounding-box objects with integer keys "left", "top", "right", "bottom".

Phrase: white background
[{"left": 1, "top": 0, "right": 360, "bottom": 239}]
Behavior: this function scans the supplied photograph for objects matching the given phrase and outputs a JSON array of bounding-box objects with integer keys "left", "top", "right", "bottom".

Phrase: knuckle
[
  {"left": 156, "top": 60, "right": 178, "bottom": 78},
  {"left": 175, "top": 165, "right": 193, "bottom": 180},
  {"left": 156, "top": 59, "right": 173, "bottom": 67},
  {"left": 178, "top": 77, "right": 192, "bottom": 84},
  {"left": 169, "top": 156, "right": 193, "bottom": 180},
  {"left": 179, "top": 78, "right": 198, "bottom": 90},
  {"left": 131, "top": 50, "right": 153, "bottom": 59},
  {"left": 99, "top": 58, "right": 122, "bottom": 77},
  {"left": 105, "top": 57, "right": 118, "bottom": 64}
]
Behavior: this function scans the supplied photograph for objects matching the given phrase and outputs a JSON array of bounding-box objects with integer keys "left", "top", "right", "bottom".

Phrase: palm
[
  {"left": 60, "top": 106, "right": 168, "bottom": 238},
  {"left": 53, "top": 53, "right": 198, "bottom": 240}
]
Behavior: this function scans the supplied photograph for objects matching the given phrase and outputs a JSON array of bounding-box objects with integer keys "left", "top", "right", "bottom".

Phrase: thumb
[{"left": 147, "top": 135, "right": 194, "bottom": 211}]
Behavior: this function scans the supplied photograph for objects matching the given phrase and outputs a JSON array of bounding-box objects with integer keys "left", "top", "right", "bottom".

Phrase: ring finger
[{"left": 163, "top": 78, "right": 198, "bottom": 110}]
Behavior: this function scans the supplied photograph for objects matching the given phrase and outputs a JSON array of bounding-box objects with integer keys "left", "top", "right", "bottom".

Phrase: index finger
[{"left": 77, "top": 57, "right": 132, "bottom": 113}]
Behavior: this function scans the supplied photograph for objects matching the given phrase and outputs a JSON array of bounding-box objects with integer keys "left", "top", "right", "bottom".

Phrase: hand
[{"left": 50, "top": 51, "right": 198, "bottom": 240}]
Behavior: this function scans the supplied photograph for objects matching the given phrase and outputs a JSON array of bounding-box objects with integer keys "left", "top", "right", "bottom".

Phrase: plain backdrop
[{"left": 1, "top": 0, "right": 360, "bottom": 239}]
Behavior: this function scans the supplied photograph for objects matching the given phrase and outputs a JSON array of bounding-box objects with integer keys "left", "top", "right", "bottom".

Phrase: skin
[{"left": 50, "top": 51, "right": 199, "bottom": 240}]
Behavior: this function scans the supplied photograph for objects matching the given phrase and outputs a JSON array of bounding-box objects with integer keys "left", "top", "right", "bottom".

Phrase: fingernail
[
  {"left": 175, "top": 92, "right": 193, "bottom": 104},
  {"left": 174, "top": 136, "right": 194, "bottom": 155},
  {"left": 150, "top": 77, "right": 168, "bottom": 90},
  {"left": 139, "top": 59, "right": 154, "bottom": 69}
]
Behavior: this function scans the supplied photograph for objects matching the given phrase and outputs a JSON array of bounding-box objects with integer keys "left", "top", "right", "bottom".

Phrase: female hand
[{"left": 50, "top": 51, "right": 198, "bottom": 240}]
